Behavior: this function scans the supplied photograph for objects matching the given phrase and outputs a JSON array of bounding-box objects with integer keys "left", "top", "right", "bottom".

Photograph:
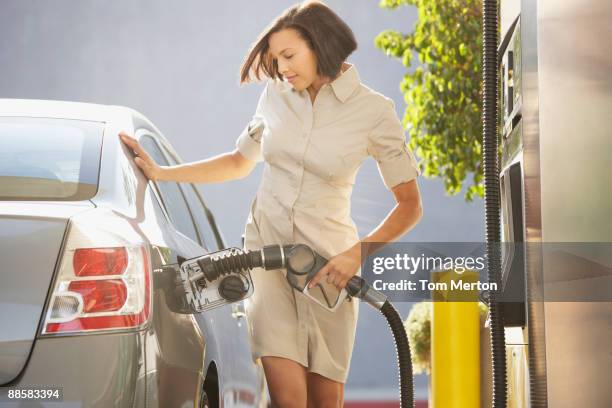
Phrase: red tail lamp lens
[
  {"left": 68, "top": 280, "right": 127, "bottom": 313},
  {"left": 73, "top": 247, "right": 128, "bottom": 277}
]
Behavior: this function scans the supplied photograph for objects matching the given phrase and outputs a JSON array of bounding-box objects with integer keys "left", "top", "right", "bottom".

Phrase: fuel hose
[
  {"left": 482, "top": 0, "right": 507, "bottom": 406},
  {"left": 346, "top": 277, "right": 414, "bottom": 408}
]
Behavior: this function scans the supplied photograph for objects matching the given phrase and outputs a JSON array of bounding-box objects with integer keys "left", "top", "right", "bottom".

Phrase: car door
[
  {"left": 158, "top": 144, "right": 262, "bottom": 405},
  {"left": 142, "top": 132, "right": 261, "bottom": 406},
  {"left": 137, "top": 131, "right": 202, "bottom": 258},
  {"left": 136, "top": 130, "right": 211, "bottom": 407},
  {"left": 181, "top": 182, "right": 262, "bottom": 401}
]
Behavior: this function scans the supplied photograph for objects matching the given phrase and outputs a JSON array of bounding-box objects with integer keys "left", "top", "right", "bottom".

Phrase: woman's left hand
[{"left": 308, "top": 245, "right": 361, "bottom": 290}]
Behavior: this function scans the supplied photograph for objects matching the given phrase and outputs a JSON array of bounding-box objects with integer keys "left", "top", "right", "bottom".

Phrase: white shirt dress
[{"left": 235, "top": 63, "right": 420, "bottom": 383}]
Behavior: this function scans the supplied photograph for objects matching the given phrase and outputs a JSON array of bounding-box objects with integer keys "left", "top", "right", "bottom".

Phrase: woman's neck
[
  {"left": 307, "top": 62, "right": 350, "bottom": 103},
  {"left": 307, "top": 76, "right": 330, "bottom": 103}
]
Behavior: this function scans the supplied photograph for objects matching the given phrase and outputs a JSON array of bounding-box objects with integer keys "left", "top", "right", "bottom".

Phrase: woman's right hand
[{"left": 119, "top": 131, "right": 164, "bottom": 181}]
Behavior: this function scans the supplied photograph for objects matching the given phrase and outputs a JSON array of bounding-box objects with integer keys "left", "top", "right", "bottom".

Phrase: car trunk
[{"left": 0, "top": 201, "right": 94, "bottom": 384}]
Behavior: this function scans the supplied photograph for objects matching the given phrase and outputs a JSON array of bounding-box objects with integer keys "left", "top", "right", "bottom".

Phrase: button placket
[
  {"left": 290, "top": 138, "right": 308, "bottom": 211},
  {"left": 302, "top": 92, "right": 313, "bottom": 137}
]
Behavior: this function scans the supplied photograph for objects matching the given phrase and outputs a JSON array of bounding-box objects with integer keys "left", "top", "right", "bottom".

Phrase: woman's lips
[{"left": 286, "top": 75, "right": 298, "bottom": 83}]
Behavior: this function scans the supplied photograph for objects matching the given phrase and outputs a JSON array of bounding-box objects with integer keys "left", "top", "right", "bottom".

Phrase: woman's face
[{"left": 268, "top": 28, "right": 320, "bottom": 91}]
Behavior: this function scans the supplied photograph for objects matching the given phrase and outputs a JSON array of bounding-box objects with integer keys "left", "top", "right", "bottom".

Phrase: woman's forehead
[{"left": 269, "top": 28, "right": 305, "bottom": 56}]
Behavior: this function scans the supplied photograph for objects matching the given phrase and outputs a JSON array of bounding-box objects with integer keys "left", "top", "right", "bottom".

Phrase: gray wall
[{"left": 0, "top": 0, "right": 485, "bottom": 400}]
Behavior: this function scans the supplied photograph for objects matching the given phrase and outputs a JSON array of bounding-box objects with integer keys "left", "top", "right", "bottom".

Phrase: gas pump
[{"left": 487, "top": 0, "right": 612, "bottom": 406}]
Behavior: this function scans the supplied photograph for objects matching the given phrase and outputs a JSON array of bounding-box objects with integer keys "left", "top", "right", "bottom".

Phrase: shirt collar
[
  {"left": 328, "top": 62, "right": 360, "bottom": 103},
  {"left": 278, "top": 62, "right": 360, "bottom": 103}
]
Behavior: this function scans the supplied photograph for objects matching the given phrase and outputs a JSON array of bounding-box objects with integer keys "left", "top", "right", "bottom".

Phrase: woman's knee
[
  {"left": 271, "top": 390, "right": 307, "bottom": 408},
  {"left": 306, "top": 372, "right": 343, "bottom": 408},
  {"left": 262, "top": 356, "right": 307, "bottom": 408},
  {"left": 307, "top": 394, "right": 342, "bottom": 408}
]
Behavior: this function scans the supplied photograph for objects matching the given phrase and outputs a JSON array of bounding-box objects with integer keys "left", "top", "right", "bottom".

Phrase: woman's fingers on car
[
  {"left": 135, "top": 154, "right": 156, "bottom": 177},
  {"left": 119, "top": 132, "right": 144, "bottom": 155},
  {"left": 119, "top": 131, "right": 157, "bottom": 179},
  {"left": 118, "top": 131, "right": 135, "bottom": 144}
]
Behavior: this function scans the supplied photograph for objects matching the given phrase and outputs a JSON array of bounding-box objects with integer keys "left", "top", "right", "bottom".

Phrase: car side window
[
  {"left": 155, "top": 145, "right": 223, "bottom": 251},
  {"left": 181, "top": 184, "right": 221, "bottom": 251},
  {"left": 139, "top": 135, "right": 200, "bottom": 244}
]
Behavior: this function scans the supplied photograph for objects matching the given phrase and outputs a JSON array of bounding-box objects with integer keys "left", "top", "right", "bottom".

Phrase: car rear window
[{"left": 0, "top": 117, "right": 104, "bottom": 201}]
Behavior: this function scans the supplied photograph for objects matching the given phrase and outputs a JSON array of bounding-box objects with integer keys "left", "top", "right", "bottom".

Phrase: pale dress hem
[{"left": 255, "top": 349, "right": 349, "bottom": 384}]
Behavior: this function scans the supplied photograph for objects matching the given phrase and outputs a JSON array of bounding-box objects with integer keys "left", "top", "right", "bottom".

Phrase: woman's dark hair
[{"left": 239, "top": 1, "right": 357, "bottom": 84}]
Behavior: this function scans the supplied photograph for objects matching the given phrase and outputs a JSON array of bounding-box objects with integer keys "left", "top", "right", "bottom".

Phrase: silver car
[{"left": 0, "top": 99, "right": 264, "bottom": 407}]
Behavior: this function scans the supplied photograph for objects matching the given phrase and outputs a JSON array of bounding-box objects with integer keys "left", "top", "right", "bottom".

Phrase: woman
[{"left": 119, "top": 1, "right": 423, "bottom": 407}]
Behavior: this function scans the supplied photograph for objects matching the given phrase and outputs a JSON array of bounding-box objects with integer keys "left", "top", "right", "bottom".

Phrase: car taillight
[
  {"left": 41, "top": 211, "right": 152, "bottom": 335},
  {"left": 73, "top": 247, "right": 128, "bottom": 277},
  {"left": 68, "top": 279, "right": 128, "bottom": 313}
]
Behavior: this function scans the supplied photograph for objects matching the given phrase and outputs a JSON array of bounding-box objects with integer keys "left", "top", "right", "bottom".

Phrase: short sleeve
[
  {"left": 367, "top": 98, "right": 421, "bottom": 190},
  {"left": 234, "top": 81, "right": 270, "bottom": 163}
]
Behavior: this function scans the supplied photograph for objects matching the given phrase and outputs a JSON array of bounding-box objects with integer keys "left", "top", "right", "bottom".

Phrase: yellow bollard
[{"left": 431, "top": 270, "right": 481, "bottom": 408}]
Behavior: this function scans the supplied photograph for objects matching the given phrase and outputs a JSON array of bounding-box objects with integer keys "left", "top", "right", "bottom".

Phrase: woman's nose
[{"left": 278, "top": 61, "right": 290, "bottom": 76}]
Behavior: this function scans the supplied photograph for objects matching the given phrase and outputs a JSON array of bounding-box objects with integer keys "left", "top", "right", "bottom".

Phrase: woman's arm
[
  {"left": 352, "top": 179, "right": 423, "bottom": 257},
  {"left": 119, "top": 132, "right": 256, "bottom": 183},
  {"left": 157, "top": 149, "right": 256, "bottom": 183},
  {"left": 308, "top": 179, "right": 423, "bottom": 290}
]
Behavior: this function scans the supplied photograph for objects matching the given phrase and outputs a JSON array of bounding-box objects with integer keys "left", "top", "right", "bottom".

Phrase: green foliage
[{"left": 376, "top": 0, "right": 484, "bottom": 201}]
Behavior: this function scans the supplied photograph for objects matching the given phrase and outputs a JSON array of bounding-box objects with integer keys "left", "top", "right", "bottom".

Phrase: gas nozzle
[
  {"left": 180, "top": 244, "right": 354, "bottom": 313},
  {"left": 188, "top": 245, "right": 288, "bottom": 285},
  {"left": 180, "top": 244, "right": 393, "bottom": 313}
]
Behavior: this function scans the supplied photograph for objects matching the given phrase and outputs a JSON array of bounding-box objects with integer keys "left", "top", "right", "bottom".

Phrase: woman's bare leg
[
  {"left": 306, "top": 372, "right": 344, "bottom": 408},
  {"left": 261, "top": 356, "right": 308, "bottom": 408}
]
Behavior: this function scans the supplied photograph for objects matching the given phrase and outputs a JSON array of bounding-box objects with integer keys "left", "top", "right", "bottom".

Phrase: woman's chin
[
  {"left": 286, "top": 78, "right": 306, "bottom": 91},
  {"left": 288, "top": 82, "right": 302, "bottom": 90}
]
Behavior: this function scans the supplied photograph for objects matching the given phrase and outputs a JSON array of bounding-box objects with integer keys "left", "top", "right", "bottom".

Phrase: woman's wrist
[
  {"left": 348, "top": 242, "right": 362, "bottom": 259},
  {"left": 155, "top": 165, "right": 171, "bottom": 181}
]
